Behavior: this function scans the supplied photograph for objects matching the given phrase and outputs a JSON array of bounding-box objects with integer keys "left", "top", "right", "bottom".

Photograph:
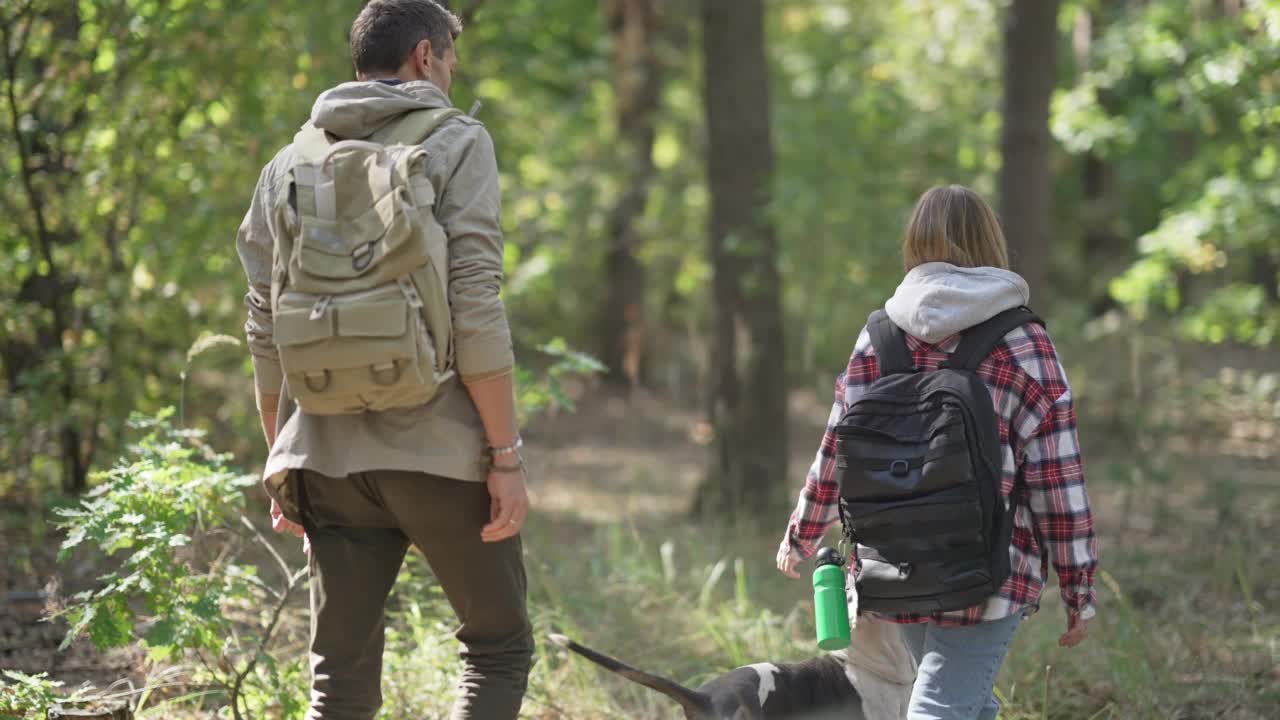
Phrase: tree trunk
[
  {"left": 1, "top": 4, "right": 93, "bottom": 493},
  {"left": 1082, "top": 152, "right": 1123, "bottom": 314},
  {"left": 694, "top": 0, "right": 787, "bottom": 516},
  {"left": 1075, "top": 6, "right": 1125, "bottom": 315},
  {"left": 999, "top": 0, "right": 1060, "bottom": 305},
  {"left": 600, "top": 0, "right": 662, "bottom": 387}
]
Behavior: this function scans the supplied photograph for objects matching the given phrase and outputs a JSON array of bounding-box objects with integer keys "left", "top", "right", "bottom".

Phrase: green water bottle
[{"left": 812, "top": 547, "right": 851, "bottom": 650}]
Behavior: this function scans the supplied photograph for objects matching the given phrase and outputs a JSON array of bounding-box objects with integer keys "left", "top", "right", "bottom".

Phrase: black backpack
[{"left": 836, "top": 307, "right": 1043, "bottom": 614}]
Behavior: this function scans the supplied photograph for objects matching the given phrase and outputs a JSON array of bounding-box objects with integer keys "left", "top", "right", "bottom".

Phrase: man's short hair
[{"left": 350, "top": 0, "right": 463, "bottom": 77}]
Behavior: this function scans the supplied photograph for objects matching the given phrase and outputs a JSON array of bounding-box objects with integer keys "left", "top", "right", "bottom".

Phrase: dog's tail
[{"left": 548, "top": 634, "right": 713, "bottom": 716}]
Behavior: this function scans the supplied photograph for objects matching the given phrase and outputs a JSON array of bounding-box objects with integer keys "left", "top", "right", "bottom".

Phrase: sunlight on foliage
[
  {"left": 0, "top": 671, "right": 79, "bottom": 718},
  {"left": 53, "top": 411, "right": 306, "bottom": 719}
]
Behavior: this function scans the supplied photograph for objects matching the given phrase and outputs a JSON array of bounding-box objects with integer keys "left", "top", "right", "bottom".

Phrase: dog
[{"left": 549, "top": 613, "right": 917, "bottom": 719}]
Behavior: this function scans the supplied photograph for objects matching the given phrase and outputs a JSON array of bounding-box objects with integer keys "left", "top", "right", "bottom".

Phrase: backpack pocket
[
  {"left": 837, "top": 420, "right": 972, "bottom": 500},
  {"left": 843, "top": 486, "right": 985, "bottom": 559},
  {"left": 275, "top": 284, "right": 445, "bottom": 415},
  {"left": 845, "top": 485, "right": 999, "bottom": 613},
  {"left": 854, "top": 548, "right": 997, "bottom": 614},
  {"left": 296, "top": 187, "right": 419, "bottom": 284}
]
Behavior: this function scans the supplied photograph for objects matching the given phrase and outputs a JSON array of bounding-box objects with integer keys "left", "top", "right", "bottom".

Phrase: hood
[
  {"left": 309, "top": 80, "right": 452, "bottom": 140},
  {"left": 883, "top": 262, "right": 1030, "bottom": 344}
]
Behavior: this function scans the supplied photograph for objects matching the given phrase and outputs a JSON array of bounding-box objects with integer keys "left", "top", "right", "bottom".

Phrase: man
[{"left": 235, "top": 2, "right": 533, "bottom": 718}]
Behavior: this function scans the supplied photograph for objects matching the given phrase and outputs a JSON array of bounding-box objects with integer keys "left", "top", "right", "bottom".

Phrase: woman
[{"left": 777, "top": 186, "right": 1099, "bottom": 720}]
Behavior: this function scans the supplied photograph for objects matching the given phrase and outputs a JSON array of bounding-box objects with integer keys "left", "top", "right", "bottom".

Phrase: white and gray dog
[{"left": 550, "top": 613, "right": 917, "bottom": 720}]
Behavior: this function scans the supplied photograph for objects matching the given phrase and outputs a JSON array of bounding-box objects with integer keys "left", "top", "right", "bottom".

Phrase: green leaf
[{"left": 145, "top": 618, "right": 177, "bottom": 647}]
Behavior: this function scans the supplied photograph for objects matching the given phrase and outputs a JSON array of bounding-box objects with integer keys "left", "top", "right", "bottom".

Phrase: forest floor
[
  {"left": 3, "top": 380, "right": 1278, "bottom": 718},
  {"left": 519, "top": 383, "right": 1280, "bottom": 720}
]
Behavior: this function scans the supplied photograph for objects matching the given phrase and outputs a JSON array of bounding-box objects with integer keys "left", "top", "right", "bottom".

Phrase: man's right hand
[
  {"left": 481, "top": 468, "right": 529, "bottom": 543},
  {"left": 270, "top": 498, "right": 305, "bottom": 539}
]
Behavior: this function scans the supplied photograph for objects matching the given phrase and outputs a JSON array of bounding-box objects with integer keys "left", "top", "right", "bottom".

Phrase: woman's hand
[
  {"left": 776, "top": 543, "right": 803, "bottom": 579},
  {"left": 1059, "top": 610, "right": 1094, "bottom": 647}
]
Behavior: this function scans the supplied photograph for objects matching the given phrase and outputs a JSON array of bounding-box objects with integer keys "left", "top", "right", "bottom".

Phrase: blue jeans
[{"left": 898, "top": 612, "right": 1023, "bottom": 720}]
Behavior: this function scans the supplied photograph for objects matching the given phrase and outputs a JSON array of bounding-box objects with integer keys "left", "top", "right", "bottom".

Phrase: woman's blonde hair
[{"left": 902, "top": 185, "right": 1010, "bottom": 271}]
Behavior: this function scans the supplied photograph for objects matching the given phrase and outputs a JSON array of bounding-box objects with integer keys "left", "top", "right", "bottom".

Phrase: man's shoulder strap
[
  {"left": 372, "top": 107, "right": 465, "bottom": 146},
  {"left": 288, "top": 107, "right": 463, "bottom": 163},
  {"left": 867, "top": 309, "right": 915, "bottom": 376},
  {"left": 946, "top": 307, "right": 1045, "bottom": 371},
  {"left": 290, "top": 122, "right": 332, "bottom": 164}
]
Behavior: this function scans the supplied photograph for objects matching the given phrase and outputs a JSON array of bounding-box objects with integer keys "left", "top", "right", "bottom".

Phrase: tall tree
[
  {"left": 600, "top": 0, "right": 663, "bottom": 387},
  {"left": 1074, "top": 3, "right": 1126, "bottom": 314},
  {"left": 2, "top": 2, "right": 126, "bottom": 492},
  {"left": 695, "top": 0, "right": 786, "bottom": 515},
  {"left": 999, "top": 0, "right": 1060, "bottom": 302},
  {"left": 0, "top": 1, "right": 357, "bottom": 494}
]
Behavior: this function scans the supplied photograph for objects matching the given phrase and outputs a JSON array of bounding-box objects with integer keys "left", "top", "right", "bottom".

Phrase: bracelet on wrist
[
  {"left": 487, "top": 436, "right": 523, "bottom": 458},
  {"left": 490, "top": 459, "right": 525, "bottom": 474}
]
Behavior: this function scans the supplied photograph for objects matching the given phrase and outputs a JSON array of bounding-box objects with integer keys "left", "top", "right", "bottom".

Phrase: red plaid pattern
[{"left": 780, "top": 322, "right": 1098, "bottom": 626}]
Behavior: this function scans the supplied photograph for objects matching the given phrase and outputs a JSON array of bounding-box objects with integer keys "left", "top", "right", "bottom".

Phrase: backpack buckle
[
  {"left": 396, "top": 277, "right": 425, "bottom": 309},
  {"left": 890, "top": 460, "right": 910, "bottom": 477},
  {"left": 352, "top": 242, "right": 376, "bottom": 272},
  {"left": 309, "top": 296, "right": 333, "bottom": 321}
]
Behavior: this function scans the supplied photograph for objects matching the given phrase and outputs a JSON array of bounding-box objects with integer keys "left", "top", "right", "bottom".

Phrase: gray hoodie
[
  {"left": 236, "top": 80, "right": 510, "bottom": 514},
  {"left": 884, "top": 262, "right": 1031, "bottom": 343}
]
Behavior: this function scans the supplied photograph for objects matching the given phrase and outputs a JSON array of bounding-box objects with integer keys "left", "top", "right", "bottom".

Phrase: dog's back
[
  {"left": 697, "top": 656, "right": 866, "bottom": 719},
  {"left": 550, "top": 614, "right": 915, "bottom": 719},
  {"left": 550, "top": 635, "right": 880, "bottom": 719}
]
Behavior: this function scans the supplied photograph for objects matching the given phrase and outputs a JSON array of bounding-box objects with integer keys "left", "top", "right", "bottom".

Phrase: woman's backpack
[{"left": 835, "top": 307, "right": 1042, "bottom": 614}]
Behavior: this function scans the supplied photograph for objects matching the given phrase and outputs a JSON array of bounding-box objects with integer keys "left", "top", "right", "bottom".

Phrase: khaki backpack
[{"left": 270, "top": 108, "right": 463, "bottom": 415}]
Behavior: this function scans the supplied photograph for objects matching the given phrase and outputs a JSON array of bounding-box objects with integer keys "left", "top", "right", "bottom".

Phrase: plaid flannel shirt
[{"left": 780, "top": 322, "right": 1098, "bottom": 626}]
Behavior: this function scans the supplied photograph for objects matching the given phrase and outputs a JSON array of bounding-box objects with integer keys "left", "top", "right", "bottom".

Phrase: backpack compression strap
[
  {"left": 944, "top": 306, "right": 1044, "bottom": 372},
  {"left": 867, "top": 309, "right": 916, "bottom": 375}
]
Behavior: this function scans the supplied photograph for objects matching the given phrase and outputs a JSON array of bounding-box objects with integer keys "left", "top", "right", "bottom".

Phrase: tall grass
[
  {"left": 368, "top": 496, "right": 1277, "bottom": 719},
  {"left": 26, "top": 331, "right": 1275, "bottom": 719}
]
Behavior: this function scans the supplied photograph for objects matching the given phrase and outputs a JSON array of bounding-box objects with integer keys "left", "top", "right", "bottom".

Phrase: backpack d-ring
[
  {"left": 304, "top": 369, "right": 332, "bottom": 393},
  {"left": 352, "top": 241, "right": 376, "bottom": 272},
  {"left": 370, "top": 361, "right": 402, "bottom": 387}
]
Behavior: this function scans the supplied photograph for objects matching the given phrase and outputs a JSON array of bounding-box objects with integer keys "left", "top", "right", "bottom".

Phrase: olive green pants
[{"left": 297, "top": 469, "right": 533, "bottom": 720}]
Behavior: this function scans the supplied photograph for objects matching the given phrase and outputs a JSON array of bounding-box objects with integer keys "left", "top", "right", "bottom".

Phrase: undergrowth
[{"left": 9, "top": 333, "right": 1277, "bottom": 718}]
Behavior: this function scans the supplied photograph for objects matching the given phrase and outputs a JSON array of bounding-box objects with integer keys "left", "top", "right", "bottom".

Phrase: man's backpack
[
  {"left": 270, "top": 108, "right": 463, "bottom": 415},
  {"left": 835, "top": 307, "right": 1043, "bottom": 614}
]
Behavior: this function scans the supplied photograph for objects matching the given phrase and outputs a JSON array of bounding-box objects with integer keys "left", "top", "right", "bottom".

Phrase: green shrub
[
  {"left": 0, "top": 671, "right": 80, "bottom": 719},
  {"left": 53, "top": 410, "right": 306, "bottom": 720}
]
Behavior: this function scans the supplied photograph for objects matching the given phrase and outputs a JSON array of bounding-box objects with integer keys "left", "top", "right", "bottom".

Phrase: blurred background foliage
[
  {"left": 2, "top": 1, "right": 1278, "bottom": 718},
  {"left": 2, "top": 0, "right": 1275, "bottom": 497}
]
